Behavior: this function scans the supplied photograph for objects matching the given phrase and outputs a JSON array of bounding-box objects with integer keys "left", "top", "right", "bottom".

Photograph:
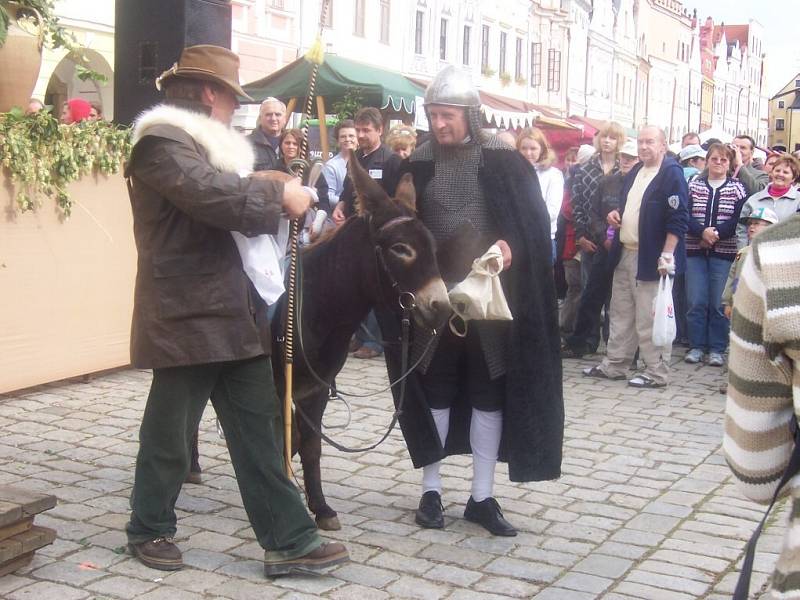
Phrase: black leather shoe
[
  {"left": 464, "top": 497, "right": 517, "bottom": 536},
  {"left": 415, "top": 491, "right": 444, "bottom": 529}
]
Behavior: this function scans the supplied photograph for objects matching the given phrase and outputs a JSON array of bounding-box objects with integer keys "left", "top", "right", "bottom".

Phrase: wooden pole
[
  {"left": 286, "top": 97, "right": 297, "bottom": 116},
  {"left": 316, "top": 95, "right": 329, "bottom": 162},
  {"left": 284, "top": 363, "right": 293, "bottom": 472}
]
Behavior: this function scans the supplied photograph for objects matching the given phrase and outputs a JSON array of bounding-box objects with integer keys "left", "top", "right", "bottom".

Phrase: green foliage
[
  {"left": 331, "top": 88, "right": 365, "bottom": 121},
  {"left": 0, "top": 109, "right": 131, "bottom": 217},
  {"left": 499, "top": 72, "right": 512, "bottom": 86},
  {"left": 1, "top": 0, "right": 106, "bottom": 82}
]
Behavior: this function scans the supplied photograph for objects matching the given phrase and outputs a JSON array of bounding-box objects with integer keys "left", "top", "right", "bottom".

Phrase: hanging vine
[{"left": 0, "top": 108, "right": 131, "bottom": 217}]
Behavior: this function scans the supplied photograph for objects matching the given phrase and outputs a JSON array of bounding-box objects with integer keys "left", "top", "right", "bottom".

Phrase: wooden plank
[
  {"left": 0, "top": 537, "right": 22, "bottom": 564},
  {"left": 0, "top": 517, "right": 32, "bottom": 542},
  {"left": 0, "top": 550, "right": 33, "bottom": 577},
  {"left": 0, "top": 486, "right": 57, "bottom": 516},
  {"left": 316, "top": 95, "right": 329, "bottom": 162},
  {"left": 0, "top": 500, "right": 23, "bottom": 528},
  {"left": 0, "top": 525, "right": 55, "bottom": 563}
]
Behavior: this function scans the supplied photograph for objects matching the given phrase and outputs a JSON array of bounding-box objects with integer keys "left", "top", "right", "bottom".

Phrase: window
[
  {"left": 439, "top": 19, "right": 447, "bottom": 60},
  {"left": 481, "top": 25, "right": 489, "bottom": 71},
  {"left": 379, "top": 0, "right": 390, "bottom": 44},
  {"left": 415, "top": 11, "right": 424, "bottom": 55},
  {"left": 796, "top": 79, "right": 800, "bottom": 89},
  {"left": 354, "top": 0, "right": 365, "bottom": 36},
  {"left": 530, "top": 42, "right": 541, "bottom": 87},
  {"left": 462, "top": 25, "right": 470, "bottom": 66},
  {"left": 323, "top": 0, "right": 333, "bottom": 27},
  {"left": 547, "top": 49, "right": 561, "bottom": 92},
  {"left": 270, "top": 0, "right": 284, "bottom": 8},
  {"left": 778, "top": 100, "right": 785, "bottom": 109},
  {"left": 499, "top": 32, "right": 507, "bottom": 74},
  {"left": 515, "top": 37, "right": 523, "bottom": 80},
  {"left": 776, "top": 118, "right": 785, "bottom": 131}
]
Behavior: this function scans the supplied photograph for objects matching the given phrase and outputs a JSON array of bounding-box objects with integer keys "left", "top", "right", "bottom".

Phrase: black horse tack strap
[{"left": 734, "top": 421, "right": 800, "bottom": 599}]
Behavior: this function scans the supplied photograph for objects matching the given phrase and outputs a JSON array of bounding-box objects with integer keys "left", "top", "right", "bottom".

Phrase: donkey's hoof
[{"left": 316, "top": 515, "right": 341, "bottom": 531}]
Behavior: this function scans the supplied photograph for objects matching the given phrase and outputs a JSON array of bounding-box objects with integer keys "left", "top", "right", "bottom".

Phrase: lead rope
[{"left": 283, "top": 0, "right": 331, "bottom": 473}]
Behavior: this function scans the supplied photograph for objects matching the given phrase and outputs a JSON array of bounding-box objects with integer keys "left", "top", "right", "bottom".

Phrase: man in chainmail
[{"left": 382, "top": 66, "right": 564, "bottom": 537}]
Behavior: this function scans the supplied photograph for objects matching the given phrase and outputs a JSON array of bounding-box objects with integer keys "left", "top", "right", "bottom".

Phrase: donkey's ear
[
  {"left": 394, "top": 173, "right": 416, "bottom": 214},
  {"left": 348, "top": 156, "right": 389, "bottom": 217}
]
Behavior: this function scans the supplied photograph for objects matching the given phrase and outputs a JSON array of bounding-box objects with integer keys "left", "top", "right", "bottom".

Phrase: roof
[
  {"left": 242, "top": 55, "right": 424, "bottom": 114},
  {"left": 723, "top": 25, "right": 749, "bottom": 51}
]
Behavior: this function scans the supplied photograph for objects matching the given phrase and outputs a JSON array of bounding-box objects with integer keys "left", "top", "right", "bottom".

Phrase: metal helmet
[{"left": 424, "top": 66, "right": 480, "bottom": 108}]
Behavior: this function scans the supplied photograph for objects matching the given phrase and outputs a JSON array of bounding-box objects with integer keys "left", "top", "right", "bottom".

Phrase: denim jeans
[
  {"left": 566, "top": 248, "right": 612, "bottom": 354},
  {"left": 355, "top": 310, "right": 383, "bottom": 353},
  {"left": 685, "top": 255, "right": 731, "bottom": 354}
]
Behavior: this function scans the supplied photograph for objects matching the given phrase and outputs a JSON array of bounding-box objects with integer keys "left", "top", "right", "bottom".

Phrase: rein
[{"left": 289, "top": 216, "right": 438, "bottom": 453}]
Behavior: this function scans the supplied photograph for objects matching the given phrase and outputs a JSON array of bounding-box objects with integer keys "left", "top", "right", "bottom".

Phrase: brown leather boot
[
  {"left": 263, "top": 541, "right": 349, "bottom": 576},
  {"left": 128, "top": 537, "right": 183, "bottom": 570}
]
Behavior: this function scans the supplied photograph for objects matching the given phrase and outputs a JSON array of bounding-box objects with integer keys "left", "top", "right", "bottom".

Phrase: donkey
[{"left": 271, "top": 158, "right": 451, "bottom": 530}]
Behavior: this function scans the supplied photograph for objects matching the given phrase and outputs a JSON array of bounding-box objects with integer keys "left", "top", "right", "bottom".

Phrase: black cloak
[{"left": 378, "top": 144, "right": 564, "bottom": 483}]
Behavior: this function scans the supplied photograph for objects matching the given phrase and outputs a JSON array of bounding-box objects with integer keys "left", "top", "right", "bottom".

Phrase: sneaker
[
  {"left": 684, "top": 348, "right": 704, "bottom": 364},
  {"left": 264, "top": 542, "right": 349, "bottom": 576},
  {"left": 128, "top": 537, "right": 183, "bottom": 571},
  {"left": 353, "top": 346, "right": 381, "bottom": 359},
  {"left": 708, "top": 352, "right": 725, "bottom": 367},
  {"left": 415, "top": 490, "right": 444, "bottom": 529},
  {"left": 582, "top": 365, "right": 626, "bottom": 380},
  {"left": 464, "top": 497, "right": 517, "bottom": 537}
]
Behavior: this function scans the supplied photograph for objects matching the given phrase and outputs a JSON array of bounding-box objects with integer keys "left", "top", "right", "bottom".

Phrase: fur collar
[{"left": 132, "top": 103, "right": 254, "bottom": 174}]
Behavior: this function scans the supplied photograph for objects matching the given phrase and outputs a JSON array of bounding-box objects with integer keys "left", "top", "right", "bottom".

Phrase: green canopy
[{"left": 242, "top": 55, "right": 424, "bottom": 114}]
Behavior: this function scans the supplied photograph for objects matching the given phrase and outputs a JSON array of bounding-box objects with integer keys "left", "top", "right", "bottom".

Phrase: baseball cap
[
  {"left": 740, "top": 206, "right": 779, "bottom": 225},
  {"left": 620, "top": 138, "right": 638, "bottom": 157},
  {"left": 679, "top": 144, "right": 705, "bottom": 162},
  {"left": 576, "top": 144, "right": 596, "bottom": 164}
]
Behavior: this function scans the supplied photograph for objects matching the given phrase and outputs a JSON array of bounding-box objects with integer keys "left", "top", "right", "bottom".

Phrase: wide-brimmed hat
[
  {"left": 155, "top": 45, "right": 253, "bottom": 101},
  {"left": 740, "top": 206, "right": 779, "bottom": 225}
]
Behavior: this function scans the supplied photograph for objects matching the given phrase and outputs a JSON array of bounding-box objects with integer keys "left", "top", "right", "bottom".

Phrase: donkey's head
[{"left": 349, "top": 158, "right": 450, "bottom": 330}]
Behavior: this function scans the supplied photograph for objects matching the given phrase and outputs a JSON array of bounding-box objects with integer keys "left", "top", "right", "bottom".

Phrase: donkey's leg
[{"left": 297, "top": 390, "right": 340, "bottom": 530}]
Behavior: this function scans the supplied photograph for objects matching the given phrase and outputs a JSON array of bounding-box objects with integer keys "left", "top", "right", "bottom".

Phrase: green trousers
[{"left": 126, "top": 355, "right": 321, "bottom": 561}]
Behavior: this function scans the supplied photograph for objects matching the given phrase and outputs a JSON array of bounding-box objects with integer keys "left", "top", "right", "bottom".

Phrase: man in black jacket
[
  {"left": 247, "top": 96, "right": 286, "bottom": 171},
  {"left": 332, "top": 107, "right": 401, "bottom": 222}
]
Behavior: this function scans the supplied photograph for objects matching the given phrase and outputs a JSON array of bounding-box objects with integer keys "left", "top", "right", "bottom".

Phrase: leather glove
[{"left": 657, "top": 252, "right": 675, "bottom": 276}]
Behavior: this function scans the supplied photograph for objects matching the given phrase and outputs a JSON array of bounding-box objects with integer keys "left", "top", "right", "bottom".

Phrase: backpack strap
[{"left": 734, "top": 420, "right": 800, "bottom": 599}]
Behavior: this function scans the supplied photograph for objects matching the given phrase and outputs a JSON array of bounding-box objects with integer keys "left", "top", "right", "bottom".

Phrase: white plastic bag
[
  {"left": 652, "top": 275, "right": 676, "bottom": 347},
  {"left": 448, "top": 244, "right": 513, "bottom": 336}
]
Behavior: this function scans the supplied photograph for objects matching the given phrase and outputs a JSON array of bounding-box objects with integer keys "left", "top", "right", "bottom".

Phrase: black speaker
[{"left": 114, "top": 0, "right": 232, "bottom": 125}]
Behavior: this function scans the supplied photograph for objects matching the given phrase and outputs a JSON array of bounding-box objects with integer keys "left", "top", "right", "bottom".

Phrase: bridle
[{"left": 290, "top": 213, "right": 438, "bottom": 453}]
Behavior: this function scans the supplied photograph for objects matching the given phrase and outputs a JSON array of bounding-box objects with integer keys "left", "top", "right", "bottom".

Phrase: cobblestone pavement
[{"left": 0, "top": 354, "right": 787, "bottom": 600}]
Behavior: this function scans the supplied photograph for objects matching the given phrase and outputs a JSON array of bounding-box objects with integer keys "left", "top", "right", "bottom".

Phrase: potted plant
[
  {"left": 481, "top": 66, "right": 496, "bottom": 78},
  {"left": 0, "top": 0, "right": 105, "bottom": 112},
  {"left": 499, "top": 72, "right": 512, "bottom": 87}
]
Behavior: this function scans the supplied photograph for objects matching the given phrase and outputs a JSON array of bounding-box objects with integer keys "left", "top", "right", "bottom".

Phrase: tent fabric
[{"left": 242, "top": 55, "right": 424, "bottom": 114}]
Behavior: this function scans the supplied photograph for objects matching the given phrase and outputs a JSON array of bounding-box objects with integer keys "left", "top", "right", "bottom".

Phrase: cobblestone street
[{"left": 0, "top": 355, "right": 785, "bottom": 599}]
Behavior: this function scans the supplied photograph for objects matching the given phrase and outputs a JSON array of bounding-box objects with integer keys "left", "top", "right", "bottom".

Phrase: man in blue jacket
[{"left": 582, "top": 125, "right": 689, "bottom": 388}]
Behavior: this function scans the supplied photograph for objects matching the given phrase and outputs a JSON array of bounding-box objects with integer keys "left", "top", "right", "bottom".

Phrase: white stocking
[
  {"left": 422, "top": 407, "right": 450, "bottom": 494},
  {"left": 470, "top": 408, "right": 502, "bottom": 502}
]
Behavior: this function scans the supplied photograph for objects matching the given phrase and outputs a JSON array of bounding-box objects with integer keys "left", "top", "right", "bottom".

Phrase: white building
[
  {"left": 584, "top": 0, "right": 615, "bottom": 121},
  {"left": 562, "top": 0, "right": 591, "bottom": 118}
]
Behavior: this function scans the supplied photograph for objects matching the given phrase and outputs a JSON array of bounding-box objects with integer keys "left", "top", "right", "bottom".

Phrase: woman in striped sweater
[
  {"left": 724, "top": 213, "right": 800, "bottom": 598},
  {"left": 684, "top": 143, "right": 748, "bottom": 367}
]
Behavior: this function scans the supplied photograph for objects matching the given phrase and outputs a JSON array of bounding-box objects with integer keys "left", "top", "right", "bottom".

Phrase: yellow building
[{"left": 768, "top": 73, "right": 800, "bottom": 152}]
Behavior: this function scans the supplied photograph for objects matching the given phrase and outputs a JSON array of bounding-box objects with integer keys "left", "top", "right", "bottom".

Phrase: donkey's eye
[{"left": 389, "top": 243, "right": 416, "bottom": 260}]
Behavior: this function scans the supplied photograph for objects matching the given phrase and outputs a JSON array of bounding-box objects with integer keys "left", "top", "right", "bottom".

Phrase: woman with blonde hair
[
  {"left": 517, "top": 127, "right": 563, "bottom": 262},
  {"left": 386, "top": 124, "right": 417, "bottom": 159}
]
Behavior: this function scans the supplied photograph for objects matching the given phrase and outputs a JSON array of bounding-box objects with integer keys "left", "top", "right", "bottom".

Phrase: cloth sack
[
  {"left": 448, "top": 244, "right": 513, "bottom": 337},
  {"left": 231, "top": 219, "right": 290, "bottom": 305},
  {"left": 651, "top": 274, "right": 676, "bottom": 347}
]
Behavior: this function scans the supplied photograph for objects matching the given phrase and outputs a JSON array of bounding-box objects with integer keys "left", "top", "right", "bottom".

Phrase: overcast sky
[{"left": 681, "top": 0, "right": 799, "bottom": 96}]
